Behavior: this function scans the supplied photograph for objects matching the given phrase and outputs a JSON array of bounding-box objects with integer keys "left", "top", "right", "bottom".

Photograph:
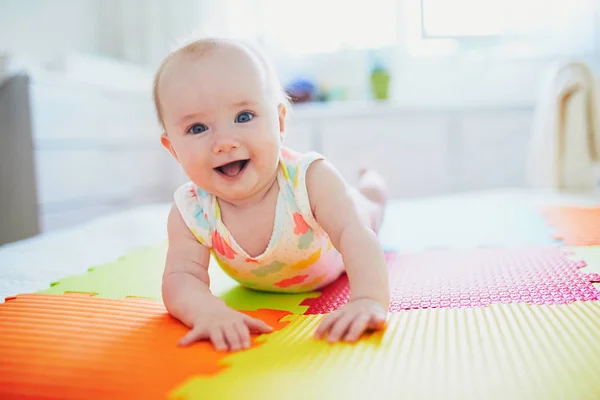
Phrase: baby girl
[{"left": 153, "top": 38, "right": 390, "bottom": 352}]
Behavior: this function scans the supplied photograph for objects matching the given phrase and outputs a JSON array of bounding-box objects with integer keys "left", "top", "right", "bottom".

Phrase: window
[
  {"left": 421, "top": 0, "right": 504, "bottom": 38},
  {"left": 418, "top": 0, "right": 597, "bottom": 57},
  {"left": 221, "top": 0, "right": 397, "bottom": 55},
  {"left": 210, "top": 0, "right": 597, "bottom": 58}
]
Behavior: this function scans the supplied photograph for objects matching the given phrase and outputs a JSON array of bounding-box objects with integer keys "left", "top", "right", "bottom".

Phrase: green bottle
[{"left": 370, "top": 55, "right": 391, "bottom": 101}]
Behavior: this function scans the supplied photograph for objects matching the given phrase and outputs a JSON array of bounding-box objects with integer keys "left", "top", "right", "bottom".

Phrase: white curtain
[
  {"left": 94, "top": 0, "right": 599, "bottom": 65},
  {"left": 95, "top": 0, "right": 205, "bottom": 67}
]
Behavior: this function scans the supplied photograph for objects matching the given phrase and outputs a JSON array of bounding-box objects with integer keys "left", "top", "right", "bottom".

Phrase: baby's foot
[{"left": 357, "top": 169, "right": 387, "bottom": 233}]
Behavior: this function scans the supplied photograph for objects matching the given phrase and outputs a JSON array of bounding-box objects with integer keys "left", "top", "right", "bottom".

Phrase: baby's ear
[
  {"left": 278, "top": 103, "right": 287, "bottom": 139},
  {"left": 160, "top": 133, "right": 179, "bottom": 162}
]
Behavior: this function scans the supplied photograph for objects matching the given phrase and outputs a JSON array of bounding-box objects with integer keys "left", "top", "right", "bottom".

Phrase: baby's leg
[{"left": 350, "top": 169, "right": 387, "bottom": 234}]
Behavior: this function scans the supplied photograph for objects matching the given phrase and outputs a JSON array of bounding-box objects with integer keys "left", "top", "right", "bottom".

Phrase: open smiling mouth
[{"left": 214, "top": 159, "right": 250, "bottom": 178}]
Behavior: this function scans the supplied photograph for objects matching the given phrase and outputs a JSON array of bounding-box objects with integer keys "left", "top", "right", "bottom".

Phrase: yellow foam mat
[
  {"left": 568, "top": 246, "right": 600, "bottom": 273},
  {"left": 172, "top": 301, "right": 600, "bottom": 400},
  {"left": 566, "top": 246, "right": 600, "bottom": 290}
]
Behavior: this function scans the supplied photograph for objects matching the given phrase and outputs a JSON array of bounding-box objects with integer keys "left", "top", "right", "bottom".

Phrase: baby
[{"left": 153, "top": 38, "right": 390, "bottom": 352}]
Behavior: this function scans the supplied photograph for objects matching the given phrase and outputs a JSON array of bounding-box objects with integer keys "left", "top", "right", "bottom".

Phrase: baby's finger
[
  {"left": 368, "top": 312, "right": 387, "bottom": 331},
  {"left": 209, "top": 327, "right": 228, "bottom": 352},
  {"left": 315, "top": 312, "right": 342, "bottom": 339},
  {"left": 244, "top": 316, "right": 274, "bottom": 334},
  {"left": 234, "top": 322, "right": 251, "bottom": 349},
  {"left": 327, "top": 314, "right": 355, "bottom": 343},
  {"left": 344, "top": 314, "right": 370, "bottom": 342},
  {"left": 178, "top": 327, "right": 204, "bottom": 347},
  {"left": 224, "top": 324, "right": 243, "bottom": 352}
]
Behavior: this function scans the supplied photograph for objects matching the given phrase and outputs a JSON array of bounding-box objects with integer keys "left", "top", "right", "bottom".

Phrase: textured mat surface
[
  {"left": 172, "top": 301, "right": 600, "bottom": 400},
  {"left": 302, "top": 246, "right": 600, "bottom": 314},
  {"left": 0, "top": 294, "right": 289, "bottom": 400},
  {"left": 38, "top": 243, "right": 319, "bottom": 315},
  {"left": 544, "top": 207, "right": 600, "bottom": 245},
  {"left": 2, "top": 294, "right": 600, "bottom": 399},
  {"left": 38, "top": 244, "right": 166, "bottom": 300},
  {"left": 568, "top": 246, "right": 600, "bottom": 273},
  {"left": 5, "top": 200, "right": 600, "bottom": 398}
]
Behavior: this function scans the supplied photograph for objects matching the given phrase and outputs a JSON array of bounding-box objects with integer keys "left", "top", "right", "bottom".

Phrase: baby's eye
[
  {"left": 235, "top": 112, "right": 254, "bottom": 123},
  {"left": 187, "top": 124, "right": 208, "bottom": 134}
]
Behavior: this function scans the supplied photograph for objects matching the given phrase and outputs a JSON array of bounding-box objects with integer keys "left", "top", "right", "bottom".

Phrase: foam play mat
[
  {"left": 0, "top": 294, "right": 289, "bottom": 399},
  {"left": 544, "top": 206, "right": 600, "bottom": 245},
  {"left": 2, "top": 203, "right": 600, "bottom": 399}
]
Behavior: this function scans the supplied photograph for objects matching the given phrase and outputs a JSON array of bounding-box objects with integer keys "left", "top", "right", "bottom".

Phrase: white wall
[{"left": 0, "top": 0, "right": 99, "bottom": 66}]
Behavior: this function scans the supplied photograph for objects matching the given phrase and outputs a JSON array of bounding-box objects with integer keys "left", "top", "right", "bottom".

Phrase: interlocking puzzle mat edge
[
  {"left": 34, "top": 242, "right": 320, "bottom": 315},
  {"left": 0, "top": 293, "right": 291, "bottom": 400},
  {"left": 2, "top": 293, "right": 600, "bottom": 399},
  {"left": 172, "top": 300, "right": 600, "bottom": 399},
  {"left": 543, "top": 206, "right": 600, "bottom": 245},
  {"left": 31, "top": 243, "right": 600, "bottom": 318},
  {"left": 301, "top": 245, "right": 600, "bottom": 314}
]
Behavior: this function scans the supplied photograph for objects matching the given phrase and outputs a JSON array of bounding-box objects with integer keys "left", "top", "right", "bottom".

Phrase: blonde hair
[{"left": 152, "top": 37, "right": 290, "bottom": 130}]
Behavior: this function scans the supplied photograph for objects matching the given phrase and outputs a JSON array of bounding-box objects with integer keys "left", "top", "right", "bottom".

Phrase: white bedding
[{"left": 1, "top": 188, "right": 599, "bottom": 302}]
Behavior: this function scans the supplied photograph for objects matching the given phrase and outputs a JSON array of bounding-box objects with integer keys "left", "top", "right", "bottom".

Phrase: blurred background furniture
[{"left": 0, "top": 74, "right": 39, "bottom": 245}]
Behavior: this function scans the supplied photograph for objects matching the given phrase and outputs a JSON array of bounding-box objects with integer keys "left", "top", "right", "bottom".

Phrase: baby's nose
[{"left": 212, "top": 135, "right": 240, "bottom": 154}]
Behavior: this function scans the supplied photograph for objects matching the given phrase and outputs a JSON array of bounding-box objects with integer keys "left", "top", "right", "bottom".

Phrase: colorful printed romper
[{"left": 173, "top": 147, "right": 345, "bottom": 293}]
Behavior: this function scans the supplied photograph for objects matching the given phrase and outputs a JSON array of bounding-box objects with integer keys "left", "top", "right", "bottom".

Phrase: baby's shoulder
[
  {"left": 174, "top": 182, "right": 210, "bottom": 202},
  {"left": 172, "top": 182, "right": 214, "bottom": 246},
  {"left": 173, "top": 182, "right": 212, "bottom": 217},
  {"left": 280, "top": 147, "right": 325, "bottom": 170}
]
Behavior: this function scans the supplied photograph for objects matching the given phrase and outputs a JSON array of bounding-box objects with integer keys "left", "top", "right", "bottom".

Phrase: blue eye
[
  {"left": 235, "top": 112, "right": 254, "bottom": 123},
  {"left": 187, "top": 124, "right": 208, "bottom": 134}
]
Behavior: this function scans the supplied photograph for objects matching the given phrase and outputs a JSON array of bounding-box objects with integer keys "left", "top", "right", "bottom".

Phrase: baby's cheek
[{"left": 183, "top": 159, "right": 211, "bottom": 185}]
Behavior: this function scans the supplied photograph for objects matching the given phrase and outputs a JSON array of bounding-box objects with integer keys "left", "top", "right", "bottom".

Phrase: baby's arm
[
  {"left": 162, "top": 204, "right": 272, "bottom": 351},
  {"left": 306, "top": 160, "right": 390, "bottom": 342}
]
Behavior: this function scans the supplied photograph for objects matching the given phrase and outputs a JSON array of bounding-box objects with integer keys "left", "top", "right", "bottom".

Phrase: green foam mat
[{"left": 38, "top": 242, "right": 319, "bottom": 314}]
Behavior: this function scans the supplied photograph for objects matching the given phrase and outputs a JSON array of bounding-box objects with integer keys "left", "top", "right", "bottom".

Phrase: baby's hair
[{"left": 152, "top": 37, "right": 290, "bottom": 130}]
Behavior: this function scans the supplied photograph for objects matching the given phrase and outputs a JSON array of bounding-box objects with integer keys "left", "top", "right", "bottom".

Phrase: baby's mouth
[{"left": 214, "top": 159, "right": 250, "bottom": 178}]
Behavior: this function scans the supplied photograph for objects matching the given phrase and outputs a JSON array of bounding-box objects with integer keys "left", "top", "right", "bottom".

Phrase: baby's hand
[
  {"left": 314, "top": 298, "right": 387, "bottom": 343},
  {"left": 178, "top": 304, "right": 273, "bottom": 351}
]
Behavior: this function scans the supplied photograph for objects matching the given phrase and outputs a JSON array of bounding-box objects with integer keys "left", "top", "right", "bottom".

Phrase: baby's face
[{"left": 159, "top": 45, "right": 285, "bottom": 205}]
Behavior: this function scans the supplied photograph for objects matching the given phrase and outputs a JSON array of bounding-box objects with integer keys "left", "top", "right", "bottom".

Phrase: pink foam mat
[{"left": 301, "top": 247, "right": 600, "bottom": 314}]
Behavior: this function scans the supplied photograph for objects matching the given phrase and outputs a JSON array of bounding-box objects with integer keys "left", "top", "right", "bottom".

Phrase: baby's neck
[{"left": 219, "top": 175, "right": 279, "bottom": 210}]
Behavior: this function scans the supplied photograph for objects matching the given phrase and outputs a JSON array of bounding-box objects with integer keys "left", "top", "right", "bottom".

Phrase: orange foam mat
[
  {"left": 544, "top": 206, "right": 600, "bottom": 245},
  {"left": 0, "top": 293, "right": 289, "bottom": 400}
]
